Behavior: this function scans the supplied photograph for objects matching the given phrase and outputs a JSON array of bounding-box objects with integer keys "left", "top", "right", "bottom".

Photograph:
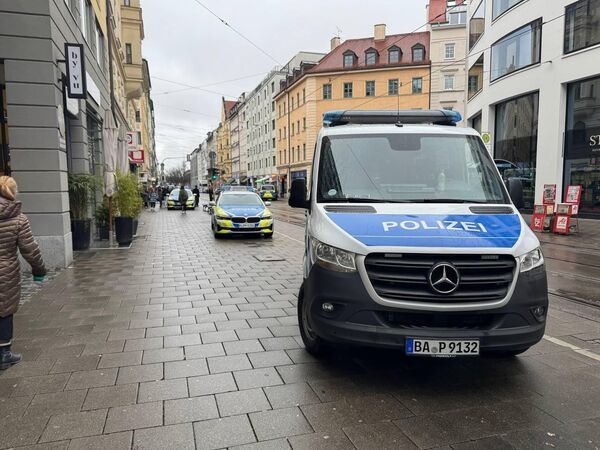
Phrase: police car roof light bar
[{"left": 323, "top": 109, "right": 462, "bottom": 128}]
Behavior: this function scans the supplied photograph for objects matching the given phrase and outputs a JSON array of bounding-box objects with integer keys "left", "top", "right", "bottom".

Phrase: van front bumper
[{"left": 303, "top": 264, "right": 548, "bottom": 353}]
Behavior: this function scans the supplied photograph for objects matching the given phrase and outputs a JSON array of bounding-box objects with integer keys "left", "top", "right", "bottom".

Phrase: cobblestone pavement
[{"left": 1, "top": 208, "right": 600, "bottom": 449}]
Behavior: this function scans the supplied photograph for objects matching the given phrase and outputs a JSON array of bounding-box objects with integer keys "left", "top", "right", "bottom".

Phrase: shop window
[
  {"left": 469, "top": 0, "right": 486, "bottom": 49},
  {"left": 564, "top": 75, "right": 600, "bottom": 217},
  {"left": 564, "top": 0, "right": 600, "bottom": 54},
  {"left": 491, "top": 19, "right": 542, "bottom": 81},
  {"left": 468, "top": 54, "right": 484, "bottom": 99},
  {"left": 492, "top": 0, "right": 524, "bottom": 20},
  {"left": 494, "top": 91, "right": 539, "bottom": 210}
]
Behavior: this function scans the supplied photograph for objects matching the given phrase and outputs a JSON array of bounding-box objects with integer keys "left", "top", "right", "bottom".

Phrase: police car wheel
[{"left": 298, "top": 285, "right": 327, "bottom": 356}]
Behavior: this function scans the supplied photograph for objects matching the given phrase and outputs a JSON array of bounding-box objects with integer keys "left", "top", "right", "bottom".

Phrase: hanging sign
[
  {"left": 543, "top": 184, "right": 557, "bottom": 206},
  {"left": 64, "top": 43, "right": 87, "bottom": 99},
  {"left": 564, "top": 185, "right": 582, "bottom": 215},
  {"left": 129, "top": 149, "right": 144, "bottom": 164},
  {"left": 126, "top": 132, "right": 137, "bottom": 149}
]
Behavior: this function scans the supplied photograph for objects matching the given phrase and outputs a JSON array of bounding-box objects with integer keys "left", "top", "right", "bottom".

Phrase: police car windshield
[
  {"left": 219, "top": 194, "right": 263, "bottom": 206},
  {"left": 261, "top": 185, "right": 275, "bottom": 191},
  {"left": 317, "top": 134, "right": 508, "bottom": 204},
  {"left": 169, "top": 189, "right": 192, "bottom": 200}
]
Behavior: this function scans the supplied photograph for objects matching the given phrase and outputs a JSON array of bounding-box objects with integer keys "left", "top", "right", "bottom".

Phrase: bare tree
[{"left": 164, "top": 162, "right": 186, "bottom": 185}]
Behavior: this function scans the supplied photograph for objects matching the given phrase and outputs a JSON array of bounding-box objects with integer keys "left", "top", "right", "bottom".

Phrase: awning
[
  {"left": 240, "top": 177, "right": 248, "bottom": 183},
  {"left": 256, "top": 176, "right": 271, "bottom": 183}
]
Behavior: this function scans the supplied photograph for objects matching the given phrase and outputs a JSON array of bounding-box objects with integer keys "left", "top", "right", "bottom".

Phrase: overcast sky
[{"left": 142, "top": 0, "right": 428, "bottom": 169}]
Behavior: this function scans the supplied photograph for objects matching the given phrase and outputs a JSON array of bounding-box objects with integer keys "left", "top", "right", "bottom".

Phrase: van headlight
[
  {"left": 519, "top": 247, "right": 544, "bottom": 272},
  {"left": 311, "top": 239, "right": 356, "bottom": 272}
]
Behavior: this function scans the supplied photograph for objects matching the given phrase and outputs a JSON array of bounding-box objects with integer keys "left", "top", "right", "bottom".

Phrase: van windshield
[{"left": 317, "top": 134, "right": 509, "bottom": 204}]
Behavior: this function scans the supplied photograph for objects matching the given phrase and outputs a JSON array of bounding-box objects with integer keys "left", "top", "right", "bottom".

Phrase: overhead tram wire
[
  {"left": 152, "top": 71, "right": 270, "bottom": 96},
  {"left": 189, "top": 0, "right": 281, "bottom": 66}
]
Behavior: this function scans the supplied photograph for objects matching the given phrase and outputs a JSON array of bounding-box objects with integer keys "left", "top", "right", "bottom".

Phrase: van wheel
[{"left": 298, "top": 284, "right": 328, "bottom": 356}]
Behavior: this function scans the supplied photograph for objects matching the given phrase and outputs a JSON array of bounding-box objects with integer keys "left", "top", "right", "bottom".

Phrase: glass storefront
[
  {"left": 494, "top": 92, "right": 539, "bottom": 210},
  {"left": 565, "top": 75, "right": 600, "bottom": 218}
]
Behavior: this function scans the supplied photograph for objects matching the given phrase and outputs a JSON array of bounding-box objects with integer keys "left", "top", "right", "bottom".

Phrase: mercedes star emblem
[{"left": 428, "top": 262, "right": 460, "bottom": 294}]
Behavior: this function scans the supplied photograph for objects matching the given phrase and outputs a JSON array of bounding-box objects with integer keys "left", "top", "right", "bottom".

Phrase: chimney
[
  {"left": 374, "top": 24, "right": 386, "bottom": 41},
  {"left": 330, "top": 36, "right": 341, "bottom": 51}
]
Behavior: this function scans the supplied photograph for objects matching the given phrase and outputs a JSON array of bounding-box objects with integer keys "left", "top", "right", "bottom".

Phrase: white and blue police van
[{"left": 288, "top": 110, "right": 548, "bottom": 357}]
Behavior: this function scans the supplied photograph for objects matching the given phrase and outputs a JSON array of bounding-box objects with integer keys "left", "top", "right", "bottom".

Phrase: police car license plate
[
  {"left": 406, "top": 338, "right": 479, "bottom": 356},
  {"left": 239, "top": 223, "right": 255, "bottom": 228}
]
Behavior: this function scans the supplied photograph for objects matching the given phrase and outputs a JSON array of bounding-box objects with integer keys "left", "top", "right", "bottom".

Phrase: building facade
[
  {"left": 229, "top": 94, "right": 246, "bottom": 184},
  {"left": 275, "top": 25, "right": 431, "bottom": 194},
  {"left": 466, "top": 0, "right": 600, "bottom": 217},
  {"left": 427, "top": 0, "right": 467, "bottom": 121},
  {"left": 216, "top": 98, "right": 235, "bottom": 182}
]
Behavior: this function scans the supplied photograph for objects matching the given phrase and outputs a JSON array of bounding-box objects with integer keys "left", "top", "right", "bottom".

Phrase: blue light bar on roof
[{"left": 323, "top": 109, "right": 462, "bottom": 127}]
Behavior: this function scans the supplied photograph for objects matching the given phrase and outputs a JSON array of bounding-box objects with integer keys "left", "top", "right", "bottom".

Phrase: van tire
[{"left": 298, "top": 284, "right": 328, "bottom": 356}]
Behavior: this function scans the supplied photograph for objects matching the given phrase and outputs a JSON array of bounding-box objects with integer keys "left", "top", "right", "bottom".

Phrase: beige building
[{"left": 427, "top": 0, "right": 467, "bottom": 122}]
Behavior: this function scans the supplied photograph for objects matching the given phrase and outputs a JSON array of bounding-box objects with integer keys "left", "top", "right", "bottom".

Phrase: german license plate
[
  {"left": 239, "top": 223, "right": 255, "bottom": 228},
  {"left": 406, "top": 338, "right": 479, "bottom": 357}
]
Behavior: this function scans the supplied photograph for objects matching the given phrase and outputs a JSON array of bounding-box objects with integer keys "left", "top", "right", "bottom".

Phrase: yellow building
[
  {"left": 275, "top": 25, "right": 431, "bottom": 193},
  {"left": 216, "top": 98, "right": 236, "bottom": 182}
]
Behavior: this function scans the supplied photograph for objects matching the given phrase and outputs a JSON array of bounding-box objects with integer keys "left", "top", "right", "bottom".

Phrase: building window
[
  {"left": 388, "top": 46, "right": 401, "bottom": 63},
  {"left": 494, "top": 91, "right": 539, "bottom": 210},
  {"left": 469, "top": 0, "right": 486, "bottom": 49},
  {"left": 297, "top": 93, "right": 300, "bottom": 107},
  {"left": 272, "top": 119, "right": 275, "bottom": 130},
  {"left": 564, "top": 0, "right": 600, "bottom": 54},
  {"left": 445, "top": 43, "right": 455, "bottom": 59},
  {"left": 470, "top": 112, "right": 482, "bottom": 133},
  {"left": 283, "top": 126, "right": 286, "bottom": 138},
  {"left": 297, "top": 146, "right": 300, "bottom": 162},
  {"left": 366, "top": 80, "right": 376, "bottom": 97},
  {"left": 271, "top": 81, "right": 275, "bottom": 93},
  {"left": 291, "top": 97, "right": 294, "bottom": 110},
  {"left": 444, "top": 75, "right": 455, "bottom": 90},
  {"left": 303, "top": 117, "right": 306, "bottom": 130},
  {"left": 297, "top": 120, "right": 300, "bottom": 134},
  {"left": 123, "top": 0, "right": 131, "bottom": 5},
  {"left": 492, "top": 0, "right": 524, "bottom": 20},
  {"left": 80, "top": 0, "right": 87, "bottom": 38},
  {"left": 273, "top": 156, "right": 276, "bottom": 166},
  {"left": 125, "top": 43, "right": 133, "bottom": 64},
  {"left": 388, "top": 79, "right": 399, "bottom": 95},
  {"left": 365, "top": 49, "right": 378, "bottom": 65},
  {"left": 279, "top": 129, "right": 281, "bottom": 140},
  {"left": 468, "top": 54, "right": 484, "bottom": 99},
  {"left": 303, "top": 143, "right": 306, "bottom": 161},
  {"left": 412, "top": 78, "right": 423, "bottom": 94},
  {"left": 412, "top": 44, "right": 425, "bottom": 62},
  {"left": 343, "top": 51, "right": 356, "bottom": 67},
  {"left": 291, "top": 123, "right": 295, "bottom": 135},
  {"left": 449, "top": 11, "right": 467, "bottom": 24},
  {"left": 135, "top": 110, "right": 140, "bottom": 122},
  {"left": 303, "top": 88, "right": 306, "bottom": 103},
  {"left": 95, "top": 21, "right": 104, "bottom": 69},
  {"left": 323, "top": 84, "right": 332, "bottom": 100},
  {"left": 272, "top": 138, "right": 275, "bottom": 148},
  {"left": 490, "top": 19, "right": 542, "bottom": 81},
  {"left": 343, "top": 82, "right": 353, "bottom": 98},
  {"left": 271, "top": 101, "right": 275, "bottom": 112}
]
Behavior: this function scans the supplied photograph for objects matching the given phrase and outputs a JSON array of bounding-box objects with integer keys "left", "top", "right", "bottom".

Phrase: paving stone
[
  {"left": 39, "top": 409, "right": 107, "bottom": 442},
  {"left": 116, "top": 363, "right": 163, "bottom": 384},
  {"left": 184, "top": 343, "right": 225, "bottom": 359},
  {"left": 138, "top": 378, "right": 188, "bottom": 403},
  {"left": 105, "top": 401, "right": 163, "bottom": 433},
  {"left": 1, "top": 415, "right": 49, "bottom": 448},
  {"left": 164, "top": 315, "right": 197, "bottom": 326},
  {"left": 287, "top": 430, "right": 354, "bottom": 450},
  {"left": 188, "top": 372, "right": 237, "bottom": 397},
  {"left": 13, "top": 442, "right": 70, "bottom": 450},
  {"left": 260, "top": 337, "right": 301, "bottom": 351},
  {"left": 164, "top": 333, "right": 202, "bottom": 348},
  {"left": 65, "top": 368, "right": 118, "bottom": 390},
  {"left": 248, "top": 350, "right": 293, "bottom": 368},
  {"left": 67, "top": 431, "right": 132, "bottom": 450},
  {"left": 165, "top": 358, "right": 209, "bottom": 379},
  {"left": 97, "top": 351, "right": 143, "bottom": 369},
  {"left": 343, "top": 422, "right": 418, "bottom": 450},
  {"left": 201, "top": 329, "right": 239, "bottom": 344},
  {"left": 207, "top": 354, "right": 252, "bottom": 373},
  {"left": 234, "top": 367, "right": 283, "bottom": 389},
  {"left": 133, "top": 423, "right": 195, "bottom": 450},
  {"left": 142, "top": 347, "right": 184, "bottom": 364},
  {"left": 181, "top": 323, "right": 217, "bottom": 334},
  {"left": 107, "top": 328, "right": 145, "bottom": 341},
  {"left": 223, "top": 339, "right": 265, "bottom": 355},
  {"left": 215, "top": 319, "right": 250, "bottom": 331},
  {"left": 24, "top": 389, "right": 87, "bottom": 419},
  {"left": 264, "top": 382, "right": 321, "bottom": 409},
  {"left": 11, "top": 373, "right": 71, "bottom": 396},
  {"left": 0, "top": 359, "right": 54, "bottom": 378},
  {"left": 82, "top": 340, "right": 126, "bottom": 356},
  {"left": 193, "top": 414, "right": 256, "bottom": 450},
  {"left": 145, "top": 325, "right": 181, "bottom": 338},
  {"left": 216, "top": 387, "right": 271, "bottom": 416},
  {"left": 165, "top": 395, "right": 219, "bottom": 425},
  {"left": 230, "top": 439, "right": 291, "bottom": 450},
  {"left": 36, "top": 344, "right": 85, "bottom": 360},
  {"left": 123, "top": 337, "right": 163, "bottom": 351},
  {"left": 249, "top": 406, "right": 313, "bottom": 441},
  {"left": 0, "top": 395, "right": 33, "bottom": 419},
  {"left": 236, "top": 327, "right": 274, "bottom": 340},
  {"left": 82, "top": 383, "right": 138, "bottom": 410}
]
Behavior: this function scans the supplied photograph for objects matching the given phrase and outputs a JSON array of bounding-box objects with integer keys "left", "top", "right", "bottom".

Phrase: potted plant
[
  {"left": 68, "top": 173, "right": 101, "bottom": 250},
  {"left": 114, "top": 172, "right": 142, "bottom": 246},
  {"left": 95, "top": 200, "right": 110, "bottom": 240}
]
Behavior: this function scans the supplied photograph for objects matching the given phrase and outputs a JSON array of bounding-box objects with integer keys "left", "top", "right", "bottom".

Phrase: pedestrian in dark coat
[
  {"left": 0, "top": 176, "right": 46, "bottom": 370},
  {"left": 192, "top": 186, "right": 200, "bottom": 207}
]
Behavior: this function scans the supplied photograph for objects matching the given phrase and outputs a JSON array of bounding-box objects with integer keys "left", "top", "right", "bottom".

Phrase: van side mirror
[
  {"left": 289, "top": 178, "right": 310, "bottom": 209},
  {"left": 507, "top": 178, "right": 524, "bottom": 209}
]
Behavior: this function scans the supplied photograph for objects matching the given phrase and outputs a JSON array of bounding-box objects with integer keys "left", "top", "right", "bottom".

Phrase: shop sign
[
  {"left": 126, "top": 132, "right": 137, "bottom": 149},
  {"left": 565, "top": 126, "right": 600, "bottom": 159},
  {"left": 531, "top": 205, "right": 548, "bottom": 232},
  {"left": 64, "top": 43, "right": 86, "bottom": 99},
  {"left": 129, "top": 149, "right": 144, "bottom": 164},
  {"left": 564, "top": 185, "right": 582, "bottom": 215},
  {"left": 543, "top": 184, "right": 557, "bottom": 205},
  {"left": 553, "top": 214, "right": 570, "bottom": 234}
]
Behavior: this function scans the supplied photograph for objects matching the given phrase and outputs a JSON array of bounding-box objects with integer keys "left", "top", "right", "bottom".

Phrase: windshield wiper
[
  {"left": 323, "top": 198, "right": 410, "bottom": 204},
  {"left": 417, "top": 199, "right": 490, "bottom": 204}
]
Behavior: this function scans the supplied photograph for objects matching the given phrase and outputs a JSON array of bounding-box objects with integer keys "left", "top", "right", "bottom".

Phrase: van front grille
[{"left": 364, "top": 253, "right": 516, "bottom": 303}]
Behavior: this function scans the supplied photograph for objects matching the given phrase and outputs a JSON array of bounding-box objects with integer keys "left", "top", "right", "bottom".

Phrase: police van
[{"left": 289, "top": 110, "right": 548, "bottom": 357}]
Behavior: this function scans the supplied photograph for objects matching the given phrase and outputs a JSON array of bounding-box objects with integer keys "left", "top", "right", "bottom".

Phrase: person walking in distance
[
  {"left": 148, "top": 187, "right": 158, "bottom": 212},
  {"left": 178, "top": 185, "right": 189, "bottom": 214},
  {"left": 207, "top": 184, "right": 214, "bottom": 202},
  {"left": 192, "top": 185, "right": 200, "bottom": 208},
  {"left": 0, "top": 176, "right": 46, "bottom": 370}
]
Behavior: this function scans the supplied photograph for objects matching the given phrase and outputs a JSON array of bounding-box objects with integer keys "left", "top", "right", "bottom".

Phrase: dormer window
[
  {"left": 343, "top": 51, "right": 356, "bottom": 68},
  {"left": 412, "top": 44, "right": 425, "bottom": 62},
  {"left": 365, "top": 48, "right": 378, "bottom": 66},
  {"left": 388, "top": 46, "right": 401, "bottom": 64}
]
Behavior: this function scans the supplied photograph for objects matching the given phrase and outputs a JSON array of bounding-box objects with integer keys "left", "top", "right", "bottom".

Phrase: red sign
[
  {"left": 564, "top": 185, "right": 582, "bottom": 215},
  {"left": 543, "top": 184, "right": 556, "bottom": 205},
  {"left": 553, "top": 214, "right": 570, "bottom": 234},
  {"left": 128, "top": 149, "right": 144, "bottom": 164}
]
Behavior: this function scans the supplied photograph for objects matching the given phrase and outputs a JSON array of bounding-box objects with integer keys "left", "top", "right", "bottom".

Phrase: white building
[
  {"left": 245, "top": 52, "right": 325, "bottom": 185},
  {"left": 466, "top": 0, "right": 600, "bottom": 217}
]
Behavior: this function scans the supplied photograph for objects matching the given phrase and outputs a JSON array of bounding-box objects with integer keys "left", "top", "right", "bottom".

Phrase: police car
[
  {"left": 288, "top": 110, "right": 548, "bottom": 357},
  {"left": 211, "top": 191, "right": 273, "bottom": 238}
]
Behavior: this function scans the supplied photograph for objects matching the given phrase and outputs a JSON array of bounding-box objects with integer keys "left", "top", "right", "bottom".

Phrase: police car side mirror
[
  {"left": 507, "top": 178, "right": 524, "bottom": 209},
  {"left": 289, "top": 178, "right": 309, "bottom": 209}
]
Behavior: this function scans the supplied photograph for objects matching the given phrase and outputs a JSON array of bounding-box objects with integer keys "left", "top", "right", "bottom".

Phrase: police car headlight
[
  {"left": 519, "top": 247, "right": 544, "bottom": 272},
  {"left": 311, "top": 239, "right": 356, "bottom": 272},
  {"left": 216, "top": 215, "right": 229, "bottom": 220}
]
